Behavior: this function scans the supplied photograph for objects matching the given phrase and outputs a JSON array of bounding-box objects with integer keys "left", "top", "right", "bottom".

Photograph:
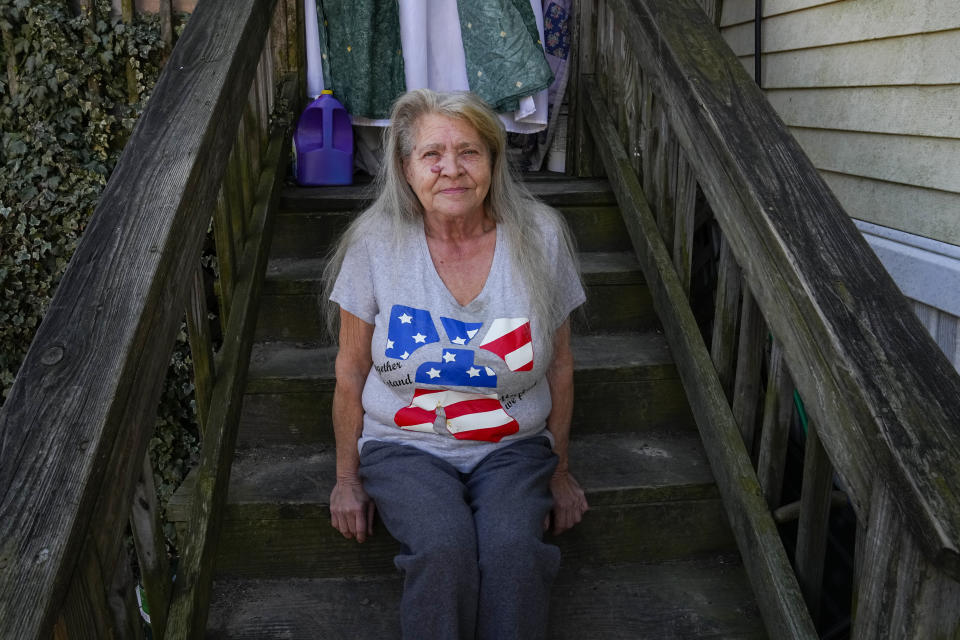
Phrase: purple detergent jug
[{"left": 294, "top": 90, "right": 353, "bottom": 186}]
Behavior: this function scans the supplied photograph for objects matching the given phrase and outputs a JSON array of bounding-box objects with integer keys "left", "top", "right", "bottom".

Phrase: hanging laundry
[
  {"left": 317, "top": 0, "right": 407, "bottom": 119},
  {"left": 313, "top": 0, "right": 553, "bottom": 133}
]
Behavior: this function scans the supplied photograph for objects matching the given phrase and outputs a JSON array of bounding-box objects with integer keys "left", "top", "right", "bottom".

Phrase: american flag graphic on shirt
[
  {"left": 385, "top": 305, "right": 532, "bottom": 443},
  {"left": 394, "top": 388, "right": 520, "bottom": 442},
  {"left": 479, "top": 318, "right": 534, "bottom": 371}
]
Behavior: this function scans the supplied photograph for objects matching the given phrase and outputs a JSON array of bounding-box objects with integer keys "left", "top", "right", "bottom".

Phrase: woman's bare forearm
[
  {"left": 333, "top": 309, "right": 374, "bottom": 479},
  {"left": 546, "top": 320, "right": 574, "bottom": 471}
]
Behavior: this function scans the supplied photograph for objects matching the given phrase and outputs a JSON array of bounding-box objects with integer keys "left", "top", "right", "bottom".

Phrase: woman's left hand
[{"left": 548, "top": 469, "right": 588, "bottom": 535}]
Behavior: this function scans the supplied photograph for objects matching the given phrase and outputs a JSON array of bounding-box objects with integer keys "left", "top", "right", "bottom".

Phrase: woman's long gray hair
[{"left": 322, "top": 89, "right": 580, "bottom": 338}]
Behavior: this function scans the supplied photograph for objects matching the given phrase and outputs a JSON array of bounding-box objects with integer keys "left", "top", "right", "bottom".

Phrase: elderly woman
[{"left": 324, "top": 89, "right": 588, "bottom": 639}]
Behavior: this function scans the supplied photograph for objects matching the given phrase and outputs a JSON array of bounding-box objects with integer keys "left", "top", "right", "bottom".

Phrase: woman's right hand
[{"left": 330, "top": 477, "right": 375, "bottom": 543}]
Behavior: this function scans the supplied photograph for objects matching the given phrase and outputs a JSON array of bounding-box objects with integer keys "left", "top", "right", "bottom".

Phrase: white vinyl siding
[
  {"left": 721, "top": 0, "right": 960, "bottom": 371},
  {"left": 720, "top": 0, "right": 960, "bottom": 247}
]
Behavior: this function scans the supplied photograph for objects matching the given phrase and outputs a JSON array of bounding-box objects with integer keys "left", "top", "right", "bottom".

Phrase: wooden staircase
[{"left": 169, "top": 176, "right": 768, "bottom": 638}]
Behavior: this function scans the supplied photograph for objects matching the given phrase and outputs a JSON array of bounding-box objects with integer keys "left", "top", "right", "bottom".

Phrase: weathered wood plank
[
  {"left": 130, "top": 453, "right": 171, "bottom": 640},
  {"left": 605, "top": 0, "right": 960, "bottom": 574},
  {"left": 697, "top": 0, "right": 723, "bottom": 25},
  {"left": 794, "top": 423, "right": 833, "bottom": 624},
  {"left": 710, "top": 237, "right": 742, "bottom": 400},
  {"left": 203, "top": 556, "right": 767, "bottom": 640},
  {"left": 731, "top": 287, "right": 764, "bottom": 455},
  {"left": 165, "top": 107, "right": 291, "bottom": 638},
  {"left": 583, "top": 76, "right": 818, "bottom": 639},
  {"left": 0, "top": 1, "right": 277, "bottom": 637},
  {"left": 852, "top": 484, "right": 960, "bottom": 639},
  {"left": 757, "top": 340, "right": 793, "bottom": 509}
]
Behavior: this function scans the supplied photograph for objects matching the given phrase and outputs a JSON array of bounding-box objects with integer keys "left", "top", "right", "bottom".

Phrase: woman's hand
[
  {"left": 330, "top": 476, "right": 375, "bottom": 543},
  {"left": 548, "top": 468, "right": 588, "bottom": 535}
]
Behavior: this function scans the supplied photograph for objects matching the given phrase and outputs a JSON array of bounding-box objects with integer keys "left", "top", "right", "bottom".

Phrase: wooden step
[
  {"left": 168, "top": 430, "right": 734, "bottom": 580},
  {"left": 255, "top": 251, "right": 657, "bottom": 343},
  {"left": 236, "top": 332, "right": 694, "bottom": 448},
  {"left": 277, "top": 178, "right": 616, "bottom": 213},
  {"left": 270, "top": 204, "right": 633, "bottom": 260},
  {"left": 204, "top": 554, "right": 766, "bottom": 639},
  {"left": 271, "top": 179, "right": 631, "bottom": 262}
]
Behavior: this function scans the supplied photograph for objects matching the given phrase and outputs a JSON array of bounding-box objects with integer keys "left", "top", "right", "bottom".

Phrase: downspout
[{"left": 754, "top": 0, "right": 762, "bottom": 87}]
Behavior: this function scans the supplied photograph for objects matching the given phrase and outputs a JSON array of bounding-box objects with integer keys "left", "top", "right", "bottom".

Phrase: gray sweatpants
[{"left": 359, "top": 436, "right": 560, "bottom": 640}]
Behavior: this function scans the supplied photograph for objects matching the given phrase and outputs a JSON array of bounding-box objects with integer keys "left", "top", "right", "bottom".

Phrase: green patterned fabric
[
  {"left": 318, "top": 0, "right": 406, "bottom": 119},
  {"left": 315, "top": 0, "right": 553, "bottom": 119},
  {"left": 457, "top": 0, "right": 554, "bottom": 112}
]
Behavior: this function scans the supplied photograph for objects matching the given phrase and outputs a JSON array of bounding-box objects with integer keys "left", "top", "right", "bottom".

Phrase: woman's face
[{"left": 403, "top": 113, "right": 492, "bottom": 222}]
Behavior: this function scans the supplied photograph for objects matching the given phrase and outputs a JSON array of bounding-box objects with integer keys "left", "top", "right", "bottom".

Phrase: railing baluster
[
  {"left": 732, "top": 286, "right": 765, "bottom": 454},
  {"left": 235, "top": 114, "right": 255, "bottom": 227},
  {"left": 257, "top": 51, "right": 271, "bottom": 158},
  {"left": 287, "top": 0, "right": 306, "bottom": 90},
  {"left": 245, "top": 85, "right": 263, "bottom": 202},
  {"left": 159, "top": 0, "right": 173, "bottom": 52},
  {"left": 224, "top": 138, "right": 249, "bottom": 260},
  {"left": 186, "top": 264, "right": 215, "bottom": 430},
  {"left": 570, "top": 0, "right": 602, "bottom": 177},
  {"left": 757, "top": 340, "right": 793, "bottom": 508},
  {"left": 795, "top": 422, "right": 834, "bottom": 624},
  {"left": 264, "top": 33, "right": 277, "bottom": 115},
  {"left": 213, "top": 187, "right": 237, "bottom": 331},
  {"left": 270, "top": 0, "right": 290, "bottom": 78},
  {"left": 130, "top": 453, "right": 171, "bottom": 640},
  {"left": 711, "top": 236, "right": 742, "bottom": 398},
  {"left": 672, "top": 155, "right": 697, "bottom": 296},
  {"left": 108, "top": 543, "right": 145, "bottom": 639}
]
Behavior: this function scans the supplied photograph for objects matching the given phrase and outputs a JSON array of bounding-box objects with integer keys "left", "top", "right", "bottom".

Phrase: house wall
[{"left": 719, "top": 0, "right": 960, "bottom": 370}]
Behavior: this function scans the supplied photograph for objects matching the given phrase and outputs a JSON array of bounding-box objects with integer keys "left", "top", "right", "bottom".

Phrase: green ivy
[{"left": 0, "top": 0, "right": 196, "bottom": 545}]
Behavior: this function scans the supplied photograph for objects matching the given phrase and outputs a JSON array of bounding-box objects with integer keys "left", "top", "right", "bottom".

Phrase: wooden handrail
[
  {"left": 582, "top": 77, "right": 819, "bottom": 638},
  {"left": 0, "top": 0, "right": 280, "bottom": 636},
  {"left": 592, "top": 0, "right": 960, "bottom": 575}
]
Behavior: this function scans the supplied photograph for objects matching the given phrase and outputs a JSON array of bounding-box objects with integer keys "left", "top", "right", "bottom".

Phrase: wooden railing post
[{"left": 853, "top": 485, "right": 960, "bottom": 638}]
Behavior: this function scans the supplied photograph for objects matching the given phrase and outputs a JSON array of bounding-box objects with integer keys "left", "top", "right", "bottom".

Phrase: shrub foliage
[{"left": 0, "top": 0, "right": 198, "bottom": 525}]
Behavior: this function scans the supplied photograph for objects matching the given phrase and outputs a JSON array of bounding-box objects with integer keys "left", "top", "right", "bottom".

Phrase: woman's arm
[
  {"left": 546, "top": 319, "right": 589, "bottom": 534},
  {"left": 330, "top": 308, "right": 375, "bottom": 543}
]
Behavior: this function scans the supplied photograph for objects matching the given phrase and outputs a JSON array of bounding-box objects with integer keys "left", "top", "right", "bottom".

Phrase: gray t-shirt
[{"left": 331, "top": 210, "right": 585, "bottom": 472}]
